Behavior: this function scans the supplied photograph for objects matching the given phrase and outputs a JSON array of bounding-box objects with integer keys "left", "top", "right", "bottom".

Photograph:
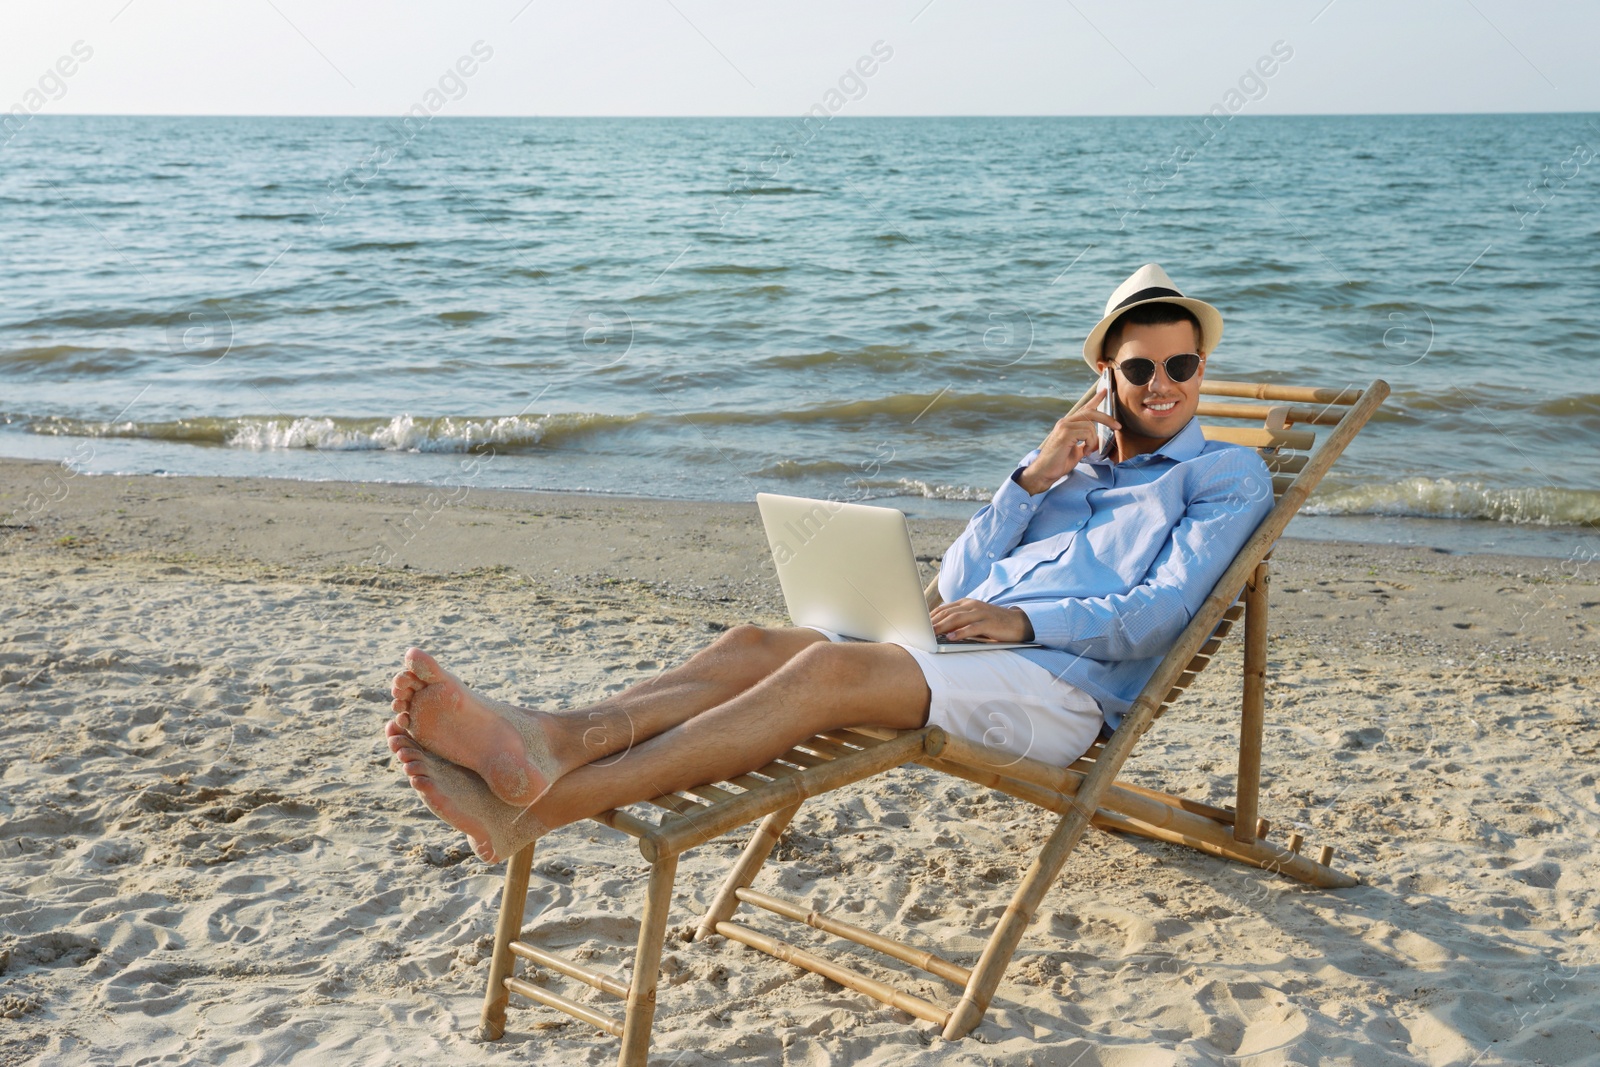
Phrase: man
[{"left": 385, "top": 264, "right": 1273, "bottom": 861}]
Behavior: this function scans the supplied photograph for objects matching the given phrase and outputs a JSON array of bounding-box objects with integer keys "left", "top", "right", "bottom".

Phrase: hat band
[{"left": 1111, "top": 285, "right": 1183, "bottom": 312}]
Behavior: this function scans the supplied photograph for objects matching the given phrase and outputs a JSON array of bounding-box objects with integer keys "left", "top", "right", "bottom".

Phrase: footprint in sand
[{"left": 1189, "top": 978, "right": 1310, "bottom": 1059}]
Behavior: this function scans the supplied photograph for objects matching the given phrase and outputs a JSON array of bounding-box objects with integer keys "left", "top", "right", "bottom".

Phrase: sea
[{"left": 2, "top": 114, "right": 1597, "bottom": 560}]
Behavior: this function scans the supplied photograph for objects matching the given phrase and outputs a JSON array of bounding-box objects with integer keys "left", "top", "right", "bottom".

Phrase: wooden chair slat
[
  {"left": 1201, "top": 378, "right": 1365, "bottom": 405},
  {"left": 796, "top": 736, "right": 861, "bottom": 761},
  {"left": 1262, "top": 452, "right": 1310, "bottom": 474},
  {"left": 1203, "top": 425, "right": 1317, "bottom": 451},
  {"left": 685, "top": 783, "right": 739, "bottom": 804},
  {"left": 509, "top": 941, "right": 631, "bottom": 999},
  {"left": 1196, "top": 400, "right": 1344, "bottom": 426},
  {"left": 842, "top": 725, "right": 899, "bottom": 742},
  {"left": 647, "top": 793, "right": 704, "bottom": 816},
  {"left": 715, "top": 920, "right": 953, "bottom": 1027},
  {"left": 735, "top": 886, "right": 972, "bottom": 986},
  {"left": 1166, "top": 670, "right": 1199, "bottom": 691},
  {"left": 504, "top": 976, "right": 625, "bottom": 1038}
]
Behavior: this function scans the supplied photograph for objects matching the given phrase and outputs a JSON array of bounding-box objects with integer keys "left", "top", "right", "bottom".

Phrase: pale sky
[{"left": 3, "top": 0, "right": 1596, "bottom": 117}]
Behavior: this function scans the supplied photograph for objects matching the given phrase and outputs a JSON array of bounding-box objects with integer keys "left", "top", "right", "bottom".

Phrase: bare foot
[
  {"left": 390, "top": 647, "right": 564, "bottom": 805},
  {"left": 388, "top": 721, "right": 548, "bottom": 863}
]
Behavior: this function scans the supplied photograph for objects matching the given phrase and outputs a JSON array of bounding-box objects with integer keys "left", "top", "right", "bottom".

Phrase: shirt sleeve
[
  {"left": 936, "top": 450, "right": 1053, "bottom": 603},
  {"left": 1017, "top": 449, "right": 1274, "bottom": 661}
]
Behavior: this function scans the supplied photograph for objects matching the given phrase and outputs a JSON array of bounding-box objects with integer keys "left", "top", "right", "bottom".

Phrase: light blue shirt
[{"left": 936, "top": 417, "right": 1274, "bottom": 729}]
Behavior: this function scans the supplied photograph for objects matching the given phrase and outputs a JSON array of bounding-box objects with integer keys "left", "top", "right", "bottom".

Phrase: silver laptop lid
[{"left": 756, "top": 493, "right": 940, "bottom": 652}]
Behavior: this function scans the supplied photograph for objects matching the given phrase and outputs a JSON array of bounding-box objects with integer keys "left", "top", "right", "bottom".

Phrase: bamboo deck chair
[{"left": 477, "top": 377, "right": 1389, "bottom": 1066}]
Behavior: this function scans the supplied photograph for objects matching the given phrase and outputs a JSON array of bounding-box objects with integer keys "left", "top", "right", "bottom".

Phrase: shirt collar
[
  {"left": 1118, "top": 416, "right": 1206, "bottom": 466},
  {"left": 1157, "top": 416, "right": 1207, "bottom": 460},
  {"left": 1077, "top": 415, "right": 1206, "bottom": 475}
]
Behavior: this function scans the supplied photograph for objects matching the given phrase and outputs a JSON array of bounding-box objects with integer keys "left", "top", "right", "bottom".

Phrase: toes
[
  {"left": 404, "top": 647, "right": 441, "bottom": 684},
  {"left": 469, "top": 835, "right": 496, "bottom": 862},
  {"left": 385, "top": 721, "right": 413, "bottom": 752}
]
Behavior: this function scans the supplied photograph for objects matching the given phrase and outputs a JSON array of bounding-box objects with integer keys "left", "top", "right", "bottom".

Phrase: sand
[{"left": 0, "top": 457, "right": 1596, "bottom": 1067}]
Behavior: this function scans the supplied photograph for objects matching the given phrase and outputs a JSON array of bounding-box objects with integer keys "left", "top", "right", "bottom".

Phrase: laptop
[{"left": 755, "top": 493, "right": 1038, "bottom": 654}]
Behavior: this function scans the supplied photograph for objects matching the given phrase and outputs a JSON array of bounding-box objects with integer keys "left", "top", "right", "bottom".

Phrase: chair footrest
[
  {"left": 1097, "top": 809, "right": 1358, "bottom": 888},
  {"left": 509, "top": 940, "right": 630, "bottom": 999},
  {"left": 715, "top": 920, "right": 952, "bottom": 1027},
  {"left": 504, "top": 975, "right": 625, "bottom": 1037},
  {"left": 734, "top": 887, "right": 970, "bottom": 987}
]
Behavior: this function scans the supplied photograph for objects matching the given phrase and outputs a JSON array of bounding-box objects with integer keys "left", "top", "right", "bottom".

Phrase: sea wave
[
  {"left": 726, "top": 393, "right": 1063, "bottom": 425},
  {"left": 755, "top": 346, "right": 924, "bottom": 371},
  {"left": 14, "top": 392, "right": 1064, "bottom": 449},
  {"left": 1306, "top": 478, "right": 1600, "bottom": 528},
  {"left": 850, "top": 477, "right": 992, "bottom": 502},
  {"left": 750, "top": 459, "right": 857, "bottom": 479},
  {"left": 1535, "top": 394, "right": 1600, "bottom": 422},
  {"left": 20, "top": 412, "right": 645, "bottom": 452},
  {"left": 0, "top": 345, "right": 151, "bottom": 376}
]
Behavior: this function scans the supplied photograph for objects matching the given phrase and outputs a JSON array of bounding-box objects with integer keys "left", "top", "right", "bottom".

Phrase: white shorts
[{"left": 805, "top": 628, "right": 1103, "bottom": 768}]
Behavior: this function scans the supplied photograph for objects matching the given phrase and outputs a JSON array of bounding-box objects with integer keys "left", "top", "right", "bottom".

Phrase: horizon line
[{"left": 21, "top": 109, "right": 1600, "bottom": 120}]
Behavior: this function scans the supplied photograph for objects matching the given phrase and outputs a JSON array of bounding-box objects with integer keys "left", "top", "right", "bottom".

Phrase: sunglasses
[{"left": 1110, "top": 352, "right": 1203, "bottom": 386}]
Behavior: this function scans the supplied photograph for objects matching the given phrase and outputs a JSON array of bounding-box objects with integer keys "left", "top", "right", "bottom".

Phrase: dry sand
[{"left": 0, "top": 458, "right": 1596, "bottom": 1066}]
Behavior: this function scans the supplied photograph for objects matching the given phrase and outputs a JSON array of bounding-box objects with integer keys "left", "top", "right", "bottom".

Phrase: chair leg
[
  {"left": 1235, "top": 562, "right": 1269, "bottom": 844},
  {"left": 695, "top": 802, "right": 801, "bottom": 942},
  {"left": 617, "top": 852, "right": 679, "bottom": 1067},
  {"left": 479, "top": 843, "right": 536, "bottom": 1041},
  {"left": 942, "top": 803, "right": 1096, "bottom": 1040}
]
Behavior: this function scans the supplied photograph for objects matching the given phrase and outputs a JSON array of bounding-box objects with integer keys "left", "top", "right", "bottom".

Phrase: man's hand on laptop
[
  {"left": 931, "top": 599, "right": 1035, "bottom": 644},
  {"left": 1016, "top": 384, "right": 1119, "bottom": 495}
]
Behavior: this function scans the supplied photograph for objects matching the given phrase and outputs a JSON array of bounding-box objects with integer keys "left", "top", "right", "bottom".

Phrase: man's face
[{"left": 1099, "top": 320, "right": 1205, "bottom": 442}]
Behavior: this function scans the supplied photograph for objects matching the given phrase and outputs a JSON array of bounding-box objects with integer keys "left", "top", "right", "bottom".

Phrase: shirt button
[{"left": 987, "top": 552, "right": 996, "bottom": 559}]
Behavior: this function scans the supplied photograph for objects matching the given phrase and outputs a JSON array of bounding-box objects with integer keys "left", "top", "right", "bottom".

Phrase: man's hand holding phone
[{"left": 1015, "top": 379, "right": 1120, "bottom": 495}]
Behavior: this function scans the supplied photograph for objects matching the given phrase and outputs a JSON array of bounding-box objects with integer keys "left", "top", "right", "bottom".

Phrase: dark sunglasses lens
[
  {"left": 1119, "top": 359, "right": 1156, "bottom": 386},
  {"left": 1167, "top": 353, "right": 1201, "bottom": 382}
]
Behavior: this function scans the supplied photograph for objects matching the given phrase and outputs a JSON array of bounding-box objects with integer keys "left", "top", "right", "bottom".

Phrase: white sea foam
[
  {"left": 851, "top": 477, "right": 991, "bottom": 502},
  {"left": 213, "top": 413, "right": 637, "bottom": 452},
  {"left": 1306, "top": 477, "right": 1600, "bottom": 528}
]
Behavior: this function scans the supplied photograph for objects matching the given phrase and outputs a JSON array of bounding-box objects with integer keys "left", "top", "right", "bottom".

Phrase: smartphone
[{"left": 1095, "top": 367, "right": 1117, "bottom": 457}]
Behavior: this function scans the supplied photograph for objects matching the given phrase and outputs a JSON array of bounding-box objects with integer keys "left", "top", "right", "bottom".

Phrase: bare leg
[
  {"left": 390, "top": 641, "right": 930, "bottom": 859},
  {"left": 390, "top": 625, "right": 826, "bottom": 805},
  {"left": 527, "top": 640, "right": 930, "bottom": 833}
]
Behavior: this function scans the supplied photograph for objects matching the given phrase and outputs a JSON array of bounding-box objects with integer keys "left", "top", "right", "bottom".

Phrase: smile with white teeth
[{"left": 1145, "top": 400, "right": 1177, "bottom": 412}]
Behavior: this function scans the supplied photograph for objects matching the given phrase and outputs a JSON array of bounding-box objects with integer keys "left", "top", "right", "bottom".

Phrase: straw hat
[{"left": 1081, "top": 263, "right": 1223, "bottom": 370}]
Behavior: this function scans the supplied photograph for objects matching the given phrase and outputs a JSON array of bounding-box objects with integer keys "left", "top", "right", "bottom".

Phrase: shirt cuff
[
  {"left": 996, "top": 467, "right": 1049, "bottom": 522},
  {"left": 1019, "top": 602, "right": 1073, "bottom": 648}
]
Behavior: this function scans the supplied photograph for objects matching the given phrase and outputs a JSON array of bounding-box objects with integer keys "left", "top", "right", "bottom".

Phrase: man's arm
[
  {"left": 935, "top": 451, "right": 1050, "bottom": 603},
  {"left": 1018, "top": 449, "right": 1273, "bottom": 661},
  {"left": 937, "top": 386, "right": 1118, "bottom": 604}
]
